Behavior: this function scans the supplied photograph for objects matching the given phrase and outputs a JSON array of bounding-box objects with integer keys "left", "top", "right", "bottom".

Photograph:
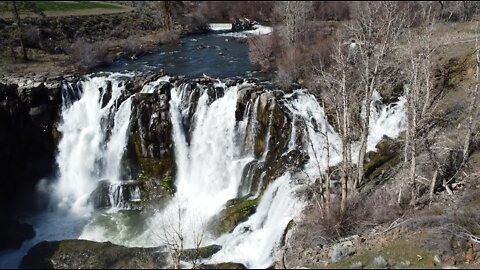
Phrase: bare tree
[
  {"left": 156, "top": 204, "right": 207, "bottom": 269},
  {"left": 462, "top": 22, "right": 480, "bottom": 165},
  {"left": 274, "top": 1, "right": 313, "bottom": 80},
  {"left": 0, "top": 1, "right": 44, "bottom": 61},
  {"left": 349, "top": 1, "right": 407, "bottom": 188},
  {"left": 159, "top": 205, "right": 185, "bottom": 269},
  {"left": 274, "top": 1, "right": 312, "bottom": 46},
  {"left": 312, "top": 33, "right": 362, "bottom": 213}
]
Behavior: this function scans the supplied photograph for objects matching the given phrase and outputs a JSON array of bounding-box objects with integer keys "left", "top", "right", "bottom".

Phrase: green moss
[
  {"left": 364, "top": 139, "right": 401, "bottom": 182},
  {"left": 161, "top": 169, "right": 175, "bottom": 196},
  {"left": 214, "top": 197, "right": 260, "bottom": 235}
]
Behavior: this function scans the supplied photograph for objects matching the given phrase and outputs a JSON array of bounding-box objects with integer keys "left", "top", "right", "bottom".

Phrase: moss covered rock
[
  {"left": 213, "top": 197, "right": 260, "bottom": 235},
  {"left": 20, "top": 240, "right": 168, "bottom": 269},
  {"left": 364, "top": 136, "right": 401, "bottom": 183},
  {"left": 125, "top": 88, "right": 177, "bottom": 207},
  {"left": 181, "top": 244, "right": 222, "bottom": 261}
]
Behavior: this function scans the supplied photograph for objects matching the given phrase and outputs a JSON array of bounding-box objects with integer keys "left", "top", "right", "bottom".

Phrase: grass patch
[
  {"left": 33, "top": 1, "right": 124, "bottom": 12},
  {"left": 329, "top": 236, "right": 437, "bottom": 269}
]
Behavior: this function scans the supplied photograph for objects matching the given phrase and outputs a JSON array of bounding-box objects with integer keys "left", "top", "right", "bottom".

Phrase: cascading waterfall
[
  {"left": 77, "top": 80, "right": 406, "bottom": 268},
  {"left": 53, "top": 73, "right": 135, "bottom": 216},
  {"left": 108, "top": 181, "right": 141, "bottom": 210},
  {"left": 127, "top": 83, "right": 256, "bottom": 248},
  {"left": 6, "top": 73, "right": 407, "bottom": 269}
]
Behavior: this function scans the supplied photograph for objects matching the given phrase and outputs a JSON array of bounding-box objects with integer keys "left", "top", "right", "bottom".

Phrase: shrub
[
  {"left": 301, "top": 189, "right": 403, "bottom": 243},
  {"left": 69, "top": 39, "right": 111, "bottom": 71},
  {"left": 329, "top": 244, "right": 354, "bottom": 262},
  {"left": 123, "top": 36, "right": 152, "bottom": 59},
  {"left": 183, "top": 11, "right": 209, "bottom": 34},
  {"left": 158, "top": 30, "right": 180, "bottom": 44},
  {"left": 247, "top": 35, "right": 277, "bottom": 71},
  {"left": 23, "top": 25, "right": 41, "bottom": 49}
]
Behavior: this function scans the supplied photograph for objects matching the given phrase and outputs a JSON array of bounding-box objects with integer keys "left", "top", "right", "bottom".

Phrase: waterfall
[
  {"left": 210, "top": 173, "right": 305, "bottom": 268},
  {"left": 123, "top": 83, "right": 256, "bottom": 248},
  {"left": 53, "top": 73, "right": 135, "bottom": 216},
  {"left": 108, "top": 181, "right": 141, "bottom": 210},
  {"left": 13, "top": 74, "right": 407, "bottom": 269},
  {"left": 104, "top": 97, "right": 133, "bottom": 183}
]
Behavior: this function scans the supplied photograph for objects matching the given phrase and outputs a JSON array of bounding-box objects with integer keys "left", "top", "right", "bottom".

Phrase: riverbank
[{"left": 0, "top": 4, "right": 211, "bottom": 77}]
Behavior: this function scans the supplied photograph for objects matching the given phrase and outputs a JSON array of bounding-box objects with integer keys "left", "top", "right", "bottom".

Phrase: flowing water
[{"left": 1, "top": 24, "right": 407, "bottom": 269}]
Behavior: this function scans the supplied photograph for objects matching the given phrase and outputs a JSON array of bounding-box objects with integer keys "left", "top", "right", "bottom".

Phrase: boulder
[
  {"left": 232, "top": 18, "right": 257, "bottom": 32},
  {"left": 213, "top": 197, "right": 260, "bottom": 235},
  {"left": 197, "top": 262, "right": 247, "bottom": 269},
  {"left": 20, "top": 240, "right": 168, "bottom": 269}
]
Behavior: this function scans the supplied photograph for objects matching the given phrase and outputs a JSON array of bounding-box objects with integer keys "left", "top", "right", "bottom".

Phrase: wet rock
[
  {"left": 212, "top": 197, "right": 260, "bottom": 235},
  {"left": 88, "top": 180, "right": 111, "bottom": 209},
  {"left": 232, "top": 18, "right": 257, "bottom": 32},
  {"left": 181, "top": 245, "right": 222, "bottom": 261},
  {"left": 197, "top": 262, "right": 247, "bottom": 269},
  {"left": 126, "top": 91, "right": 176, "bottom": 206}
]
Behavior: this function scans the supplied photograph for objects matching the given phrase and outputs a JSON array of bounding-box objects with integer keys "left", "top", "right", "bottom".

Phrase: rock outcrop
[
  {"left": 20, "top": 240, "right": 223, "bottom": 269},
  {"left": 232, "top": 18, "right": 257, "bottom": 32},
  {"left": 0, "top": 75, "right": 78, "bottom": 218},
  {"left": 20, "top": 240, "right": 167, "bottom": 269}
]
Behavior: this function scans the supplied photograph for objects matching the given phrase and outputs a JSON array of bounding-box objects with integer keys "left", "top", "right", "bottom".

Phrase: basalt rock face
[
  {"left": 125, "top": 81, "right": 176, "bottom": 207},
  {"left": 0, "top": 76, "right": 71, "bottom": 217}
]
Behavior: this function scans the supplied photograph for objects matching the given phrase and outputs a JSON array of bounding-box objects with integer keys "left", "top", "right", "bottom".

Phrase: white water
[
  {"left": 366, "top": 93, "right": 407, "bottom": 152},
  {"left": 141, "top": 76, "right": 171, "bottom": 93},
  {"left": 96, "top": 83, "right": 257, "bottom": 248},
  {"left": 104, "top": 97, "right": 133, "bottom": 183},
  {"left": 53, "top": 74, "right": 135, "bottom": 216},
  {"left": 210, "top": 173, "right": 305, "bottom": 268},
  {"left": 2, "top": 74, "right": 407, "bottom": 269},
  {"left": 67, "top": 81, "right": 407, "bottom": 268},
  {"left": 209, "top": 23, "right": 273, "bottom": 38}
]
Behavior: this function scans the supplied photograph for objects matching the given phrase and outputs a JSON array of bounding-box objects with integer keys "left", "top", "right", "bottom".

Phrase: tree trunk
[
  {"left": 340, "top": 71, "right": 349, "bottom": 213},
  {"left": 463, "top": 32, "right": 479, "bottom": 164},
  {"left": 356, "top": 88, "right": 373, "bottom": 187},
  {"left": 429, "top": 169, "right": 438, "bottom": 201},
  {"left": 12, "top": 2, "right": 28, "bottom": 62}
]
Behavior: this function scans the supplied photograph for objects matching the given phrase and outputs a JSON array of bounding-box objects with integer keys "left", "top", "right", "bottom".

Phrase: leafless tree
[
  {"left": 274, "top": 1, "right": 313, "bottom": 80},
  {"left": 310, "top": 20, "right": 370, "bottom": 212},
  {"left": 159, "top": 205, "right": 185, "bottom": 269},
  {"left": 348, "top": 1, "right": 407, "bottom": 188},
  {"left": 0, "top": 1, "right": 44, "bottom": 61},
  {"left": 462, "top": 22, "right": 480, "bottom": 166},
  {"left": 156, "top": 204, "right": 207, "bottom": 269}
]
